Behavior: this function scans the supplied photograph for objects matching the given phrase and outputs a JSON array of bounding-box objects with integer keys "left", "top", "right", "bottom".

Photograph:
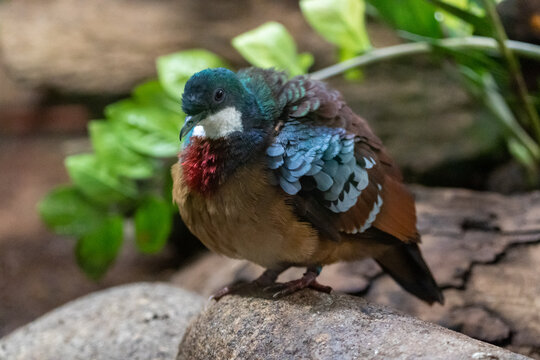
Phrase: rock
[
  {"left": 177, "top": 289, "right": 528, "bottom": 360},
  {"left": 326, "top": 64, "right": 491, "bottom": 179},
  {"left": 462, "top": 244, "right": 540, "bottom": 357},
  {"left": 0, "top": 0, "right": 333, "bottom": 94},
  {"left": 172, "top": 186, "right": 540, "bottom": 358},
  {"left": 0, "top": 49, "right": 40, "bottom": 110},
  {"left": 367, "top": 188, "right": 540, "bottom": 358},
  {"left": 0, "top": 283, "right": 204, "bottom": 360}
]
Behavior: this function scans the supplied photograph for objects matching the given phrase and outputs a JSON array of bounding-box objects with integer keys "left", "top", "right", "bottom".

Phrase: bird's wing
[{"left": 267, "top": 76, "right": 418, "bottom": 243}]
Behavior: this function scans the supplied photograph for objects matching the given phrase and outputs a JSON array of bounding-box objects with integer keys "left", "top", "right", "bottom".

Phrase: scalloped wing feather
[{"left": 266, "top": 73, "right": 418, "bottom": 243}]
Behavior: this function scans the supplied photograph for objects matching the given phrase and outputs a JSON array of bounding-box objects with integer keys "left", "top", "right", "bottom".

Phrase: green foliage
[
  {"left": 38, "top": 186, "right": 106, "bottom": 237},
  {"left": 65, "top": 154, "right": 138, "bottom": 205},
  {"left": 157, "top": 50, "right": 227, "bottom": 101},
  {"left": 300, "top": 0, "right": 371, "bottom": 79},
  {"left": 89, "top": 121, "right": 155, "bottom": 179},
  {"left": 132, "top": 81, "right": 182, "bottom": 114},
  {"left": 232, "top": 22, "right": 314, "bottom": 76},
  {"left": 300, "top": 0, "right": 371, "bottom": 54},
  {"left": 359, "top": 0, "right": 540, "bottom": 173},
  {"left": 106, "top": 101, "right": 182, "bottom": 158},
  {"left": 135, "top": 196, "right": 172, "bottom": 254},
  {"left": 368, "top": 0, "right": 445, "bottom": 38},
  {"left": 426, "top": 0, "right": 489, "bottom": 35},
  {"left": 39, "top": 49, "right": 227, "bottom": 278},
  {"left": 464, "top": 70, "right": 540, "bottom": 171},
  {"left": 75, "top": 216, "right": 124, "bottom": 280},
  {"left": 40, "top": 0, "right": 540, "bottom": 278}
]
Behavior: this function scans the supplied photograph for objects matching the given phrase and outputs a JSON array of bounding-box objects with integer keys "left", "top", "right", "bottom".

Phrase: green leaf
[
  {"left": 338, "top": 47, "right": 365, "bottom": 80},
  {"left": 134, "top": 196, "right": 172, "bottom": 254},
  {"left": 76, "top": 215, "right": 123, "bottom": 280},
  {"left": 232, "top": 22, "right": 313, "bottom": 76},
  {"left": 133, "top": 80, "right": 183, "bottom": 114},
  {"left": 106, "top": 100, "right": 183, "bottom": 158},
  {"left": 300, "top": 0, "right": 371, "bottom": 53},
  {"left": 89, "top": 120, "right": 155, "bottom": 179},
  {"left": 508, "top": 138, "right": 536, "bottom": 170},
  {"left": 475, "top": 72, "right": 540, "bottom": 161},
  {"left": 426, "top": 0, "right": 490, "bottom": 36},
  {"left": 434, "top": 47, "right": 504, "bottom": 76},
  {"left": 368, "top": 0, "right": 443, "bottom": 38},
  {"left": 163, "top": 166, "right": 175, "bottom": 206},
  {"left": 66, "top": 153, "right": 138, "bottom": 205},
  {"left": 298, "top": 53, "right": 315, "bottom": 72},
  {"left": 38, "top": 186, "right": 106, "bottom": 237},
  {"left": 157, "top": 50, "right": 227, "bottom": 101}
]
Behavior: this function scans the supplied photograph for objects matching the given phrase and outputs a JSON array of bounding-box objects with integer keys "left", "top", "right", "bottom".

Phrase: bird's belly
[{"left": 172, "top": 162, "right": 320, "bottom": 269}]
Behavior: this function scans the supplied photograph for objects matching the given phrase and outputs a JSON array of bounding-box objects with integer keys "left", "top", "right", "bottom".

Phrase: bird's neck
[{"left": 180, "top": 130, "right": 267, "bottom": 196}]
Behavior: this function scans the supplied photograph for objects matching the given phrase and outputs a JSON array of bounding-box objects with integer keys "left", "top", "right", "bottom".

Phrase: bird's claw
[
  {"left": 210, "top": 267, "right": 332, "bottom": 300},
  {"left": 209, "top": 286, "right": 232, "bottom": 301},
  {"left": 209, "top": 282, "right": 248, "bottom": 301}
]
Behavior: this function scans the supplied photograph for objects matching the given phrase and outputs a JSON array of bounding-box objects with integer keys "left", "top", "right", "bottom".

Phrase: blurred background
[{"left": 1, "top": 0, "right": 539, "bottom": 356}]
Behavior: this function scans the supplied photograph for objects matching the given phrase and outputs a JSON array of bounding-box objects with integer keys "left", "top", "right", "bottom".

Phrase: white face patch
[
  {"left": 199, "top": 107, "right": 243, "bottom": 139},
  {"left": 191, "top": 125, "right": 206, "bottom": 137}
]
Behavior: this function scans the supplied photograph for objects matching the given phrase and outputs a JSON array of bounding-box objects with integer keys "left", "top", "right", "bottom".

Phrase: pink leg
[{"left": 265, "top": 266, "right": 332, "bottom": 298}]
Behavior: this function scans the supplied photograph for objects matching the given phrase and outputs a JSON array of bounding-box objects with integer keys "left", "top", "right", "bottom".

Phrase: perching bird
[{"left": 172, "top": 67, "right": 444, "bottom": 304}]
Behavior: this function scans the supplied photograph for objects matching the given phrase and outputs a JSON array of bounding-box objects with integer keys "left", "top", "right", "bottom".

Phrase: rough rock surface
[
  {"left": 177, "top": 289, "right": 528, "bottom": 360},
  {"left": 172, "top": 186, "right": 540, "bottom": 358},
  {"left": 0, "top": 283, "right": 204, "bottom": 360}
]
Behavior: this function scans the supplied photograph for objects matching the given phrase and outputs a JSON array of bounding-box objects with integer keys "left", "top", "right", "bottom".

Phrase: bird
[{"left": 171, "top": 67, "right": 444, "bottom": 304}]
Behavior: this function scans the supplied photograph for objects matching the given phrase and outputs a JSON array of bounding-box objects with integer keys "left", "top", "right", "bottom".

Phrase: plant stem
[
  {"left": 309, "top": 37, "right": 540, "bottom": 80},
  {"left": 482, "top": 0, "right": 540, "bottom": 144}
]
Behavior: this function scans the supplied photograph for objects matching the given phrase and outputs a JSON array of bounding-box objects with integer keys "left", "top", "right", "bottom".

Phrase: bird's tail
[{"left": 375, "top": 242, "right": 444, "bottom": 305}]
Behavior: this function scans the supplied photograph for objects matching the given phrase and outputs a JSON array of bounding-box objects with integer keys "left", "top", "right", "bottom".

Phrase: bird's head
[{"left": 180, "top": 68, "right": 266, "bottom": 141}]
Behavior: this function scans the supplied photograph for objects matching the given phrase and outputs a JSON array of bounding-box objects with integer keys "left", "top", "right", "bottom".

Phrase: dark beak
[{"left": 179, "top": 115, "right": 197, "bottom": 141}]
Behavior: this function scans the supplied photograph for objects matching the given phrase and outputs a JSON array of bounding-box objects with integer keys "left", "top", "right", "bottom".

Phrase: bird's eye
[{"left": 213, "top": 88, "right": 225, "bottom": 103}]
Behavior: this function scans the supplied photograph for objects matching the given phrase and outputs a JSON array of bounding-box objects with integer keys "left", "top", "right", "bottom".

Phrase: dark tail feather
[{"left": 375, "top": 243, "right": 444, "bottom": 305}]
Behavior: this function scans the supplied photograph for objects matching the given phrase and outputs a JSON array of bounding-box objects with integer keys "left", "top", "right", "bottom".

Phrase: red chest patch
[{"left": 181, "top": 137, "right": 228, "bottom": 196}]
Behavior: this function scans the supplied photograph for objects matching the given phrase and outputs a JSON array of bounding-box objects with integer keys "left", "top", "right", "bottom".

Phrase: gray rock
[
  {"left": 0, "top": 283, "right": 204, "bottom": 360},
  {"left": 0, "top": 0, "right": 332, "bottom": 94},
  {"left": 177, "top": 289, "right": 529, "bottom": 360}
]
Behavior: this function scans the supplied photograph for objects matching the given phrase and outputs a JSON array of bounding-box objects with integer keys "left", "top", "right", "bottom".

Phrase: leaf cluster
[{"left": 39, "top": 50, "right": 227, "bottom": 278}]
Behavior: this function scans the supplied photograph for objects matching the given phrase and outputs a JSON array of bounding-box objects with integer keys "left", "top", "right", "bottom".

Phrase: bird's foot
[
  {"left": 265, "top": 267, "right": 332, "bottom": 298},
  {"left": 210, "top": 267, "right": 284, "bottom": 301},
  {"left": 209, "top": 282, "right": 247, "bottom": 301}
]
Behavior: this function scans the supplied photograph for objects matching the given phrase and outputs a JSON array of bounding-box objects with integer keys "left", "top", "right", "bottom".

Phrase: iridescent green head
[{"left": 180, "top": 68, "right": 266, "bottom": 140}]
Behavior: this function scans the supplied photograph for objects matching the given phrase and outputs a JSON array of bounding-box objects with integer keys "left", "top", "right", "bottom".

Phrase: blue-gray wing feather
[{"left": 267, "top": 121, "right": 370, "bottom": 214}]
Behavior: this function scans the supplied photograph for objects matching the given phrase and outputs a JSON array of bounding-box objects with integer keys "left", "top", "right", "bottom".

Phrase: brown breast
[{"left": 171, "top": 161, "right": 321, "bottom": 269}]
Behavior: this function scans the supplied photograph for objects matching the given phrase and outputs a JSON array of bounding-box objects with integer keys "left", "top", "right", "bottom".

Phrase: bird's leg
[
  {"left": 210, "top": 265, "right": 289, "bottom": 301},
  {"left": 265, "top": 265, "right": 332, "bottom": 298},
  {"left": 252, "top": 267, "right": 287, "bottom": 287}
]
